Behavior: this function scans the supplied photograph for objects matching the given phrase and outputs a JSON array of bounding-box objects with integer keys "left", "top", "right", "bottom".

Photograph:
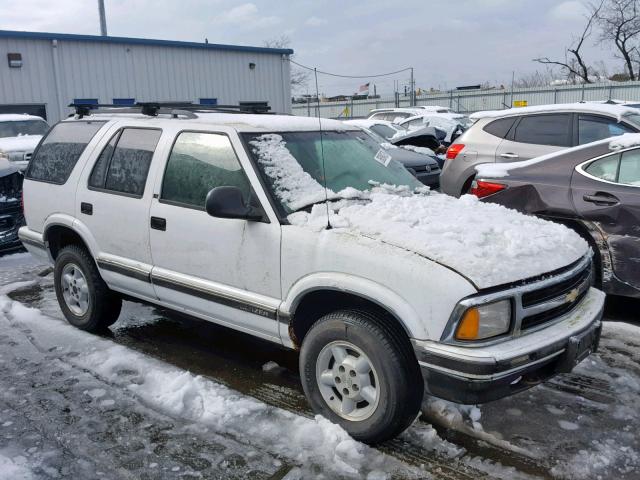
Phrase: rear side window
[
  {"left": 160, "top": 132, "right": 252, "bottom": 209},
  {"left": 89, "top": 128, "right": 161, "bottom": 197},
  {"left": 578, "top": 115, "right": 635, "bottom": 145},
  {"left": 584, "top": 153, "right": 620, "bottom": 182},
  {"left": 26, "top": 121, "right": 106, "bottom": 184},
  {"left": 618, "top": 150, "right": 640, "bottom": 186},
  {"left": 513, "top": 114, "right": 571, "bottom": 147},
  {"left": 483, "top": 117, "right": 516, "bottom": 139}
]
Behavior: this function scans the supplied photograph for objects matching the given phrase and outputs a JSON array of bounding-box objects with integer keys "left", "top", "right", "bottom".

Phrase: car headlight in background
[
  {"left": 455, "top": 299, "right": 511, "bottom": 341},
  {"left": 0, "top": 150, "right": 8, "bottom": 160}
]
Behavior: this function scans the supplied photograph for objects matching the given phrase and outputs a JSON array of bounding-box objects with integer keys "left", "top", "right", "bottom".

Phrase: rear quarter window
[
  {"left": 26, "top": 121, "right": 106, "bottom": 184},
  {"left": 483, "top": 117, "right": 517, "bottom": 139}
]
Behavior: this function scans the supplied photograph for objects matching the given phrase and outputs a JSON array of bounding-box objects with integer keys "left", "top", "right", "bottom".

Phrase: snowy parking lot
[{"left": 0, "top": 251, "right": 638, "bottom": 480}]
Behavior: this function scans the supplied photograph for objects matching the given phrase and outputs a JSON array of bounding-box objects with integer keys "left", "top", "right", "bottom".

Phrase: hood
[
  {"left": 289, "top": 191, "right": 588, "bottom": 290},
  {"left": 0, "top": 135, "right": 42, "bottom": 153}
]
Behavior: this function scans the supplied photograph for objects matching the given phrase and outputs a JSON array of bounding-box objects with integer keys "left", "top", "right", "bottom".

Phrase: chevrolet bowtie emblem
[{"left": 565, "top": 288, "right": 580, "bottom": 303}]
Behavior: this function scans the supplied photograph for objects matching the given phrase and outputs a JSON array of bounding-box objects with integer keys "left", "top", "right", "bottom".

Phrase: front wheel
[
  {"left": 299, "top": 309, "right": 423, "bottom": 444},
  {"left": 54, "top": 245, "right": 122, "bottom": 332}
]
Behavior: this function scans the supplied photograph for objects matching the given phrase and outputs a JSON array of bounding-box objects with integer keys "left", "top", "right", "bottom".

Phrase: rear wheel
[
  {"left": 54, "top": 245, "right": 122, "bottom": 332},
  {"left": 299, "top": 309, "right": 423, "bottom": 444}
]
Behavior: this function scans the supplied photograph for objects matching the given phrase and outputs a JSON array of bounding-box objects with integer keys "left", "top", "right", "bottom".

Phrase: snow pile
[
  {"left": 289, "top": 191, "right": 588, "bottom": 288},
  {"left": 0, "top": 452, "right": 33, "bottom": 480},
  {"left": 609, "top": 132, "right": 640, "bottom": 151},
  {"left": 248, "top": 134, "right": 334, "bottom": 211}
]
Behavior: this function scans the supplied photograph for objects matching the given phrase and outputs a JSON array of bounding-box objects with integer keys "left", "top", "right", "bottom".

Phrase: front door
[
  {"left": 148, "top": 128, "right": 282, "bottom": 342},
  {"left": 571, "top": 147, "right": 640, "bottom": 290}
]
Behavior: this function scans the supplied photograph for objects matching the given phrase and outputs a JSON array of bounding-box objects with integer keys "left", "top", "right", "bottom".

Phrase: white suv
[{"left": 19, "top": 104, "right": 604, "bottom": 443}]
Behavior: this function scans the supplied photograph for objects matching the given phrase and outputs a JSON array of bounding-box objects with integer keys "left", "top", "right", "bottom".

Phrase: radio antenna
[{"left": 313, "top": 67, "right": 331, "bottom": 230}]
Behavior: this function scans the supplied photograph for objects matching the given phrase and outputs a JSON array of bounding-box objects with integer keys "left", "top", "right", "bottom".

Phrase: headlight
[
  {"left": 0, "top": 150, "right": 7, "bottom": 160},
  {"left": 455, "top": 299, "right": 511, "bottom": 341}
]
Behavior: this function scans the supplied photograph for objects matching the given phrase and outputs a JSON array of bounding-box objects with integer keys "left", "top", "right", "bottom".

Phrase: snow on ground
[
  {"left": 0, "top": 451, "right": 33, "bottom": 480},
  {"left": 0, "top": 286, "right": 420, "bottom": 479}
]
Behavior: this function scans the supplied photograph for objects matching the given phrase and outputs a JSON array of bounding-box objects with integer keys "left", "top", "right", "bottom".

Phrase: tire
[
  {"left": 299, "top": 309, "right": 423, "bottom": 444},
  {"left": 54, "top": 245, "right": 122, "bottom": 332}
]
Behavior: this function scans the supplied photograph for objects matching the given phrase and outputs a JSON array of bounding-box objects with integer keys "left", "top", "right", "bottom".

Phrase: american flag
[{"left": 358, "top": 82, "right": 370, "bottom": 93}]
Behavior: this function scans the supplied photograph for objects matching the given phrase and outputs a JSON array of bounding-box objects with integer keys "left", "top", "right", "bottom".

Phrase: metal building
[{"left": 0, "top": 30, "right": 293, "bottom": 123}]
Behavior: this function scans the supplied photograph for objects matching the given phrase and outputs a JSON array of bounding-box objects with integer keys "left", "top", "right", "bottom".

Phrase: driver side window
[{"left": 160, "top": 132, "right": 252, "bottom": 209}]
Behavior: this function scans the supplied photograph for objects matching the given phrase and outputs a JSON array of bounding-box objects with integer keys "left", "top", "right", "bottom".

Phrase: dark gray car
[
  {"left": 473, "top": 139, "right": 640, "bottom": 299},
  {"left": 0, "top": 158, "right": 24, "bottom": 252}
]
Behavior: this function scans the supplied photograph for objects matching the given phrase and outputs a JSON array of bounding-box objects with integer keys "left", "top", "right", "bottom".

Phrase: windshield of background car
[
  {"left": 0, "top": 120, "right": 49, "bottom": 138},
  {"left": 242, "top": 130, "right": 422, "bottom": 216},
  {"left": 369, "top": 124, "right": 397, "bottom": 140},
  {"left": 622, "top": 113, "right": 640, "bottom": 129}
]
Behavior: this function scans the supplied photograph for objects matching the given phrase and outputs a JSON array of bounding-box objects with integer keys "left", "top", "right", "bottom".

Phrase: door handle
[
  {"left": 583, "top": 194, "right": 619, "bottom": 206},
  {"left": 499, "top": 153, "right": 519, "bottom": 159},
  {"left": 150, "top": 216, "right": 166, "bottom": 231},
  {"left": 80, "top": 202, "right": 93, "bottom": 215}
]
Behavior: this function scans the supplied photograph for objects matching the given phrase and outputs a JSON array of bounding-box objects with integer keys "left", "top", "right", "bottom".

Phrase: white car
[
  {"left": 0, "top": 114, "right": 49, "bottom": 171},
  {"left": 19, "top": 104, "right": 603, "bottom": 443}
]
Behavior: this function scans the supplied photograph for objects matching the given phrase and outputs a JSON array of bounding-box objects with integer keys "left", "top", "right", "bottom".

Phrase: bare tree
[
  {"left": 534, "top": 1, "right": 604, "bottom": 83},
  {"left": 264, "top": 35, "right": 309, "bottom": 93},
  {"left": 514, "top": 67, "right": 557, "bottom": 87},
  {"left": 593, "top": 0, "right": 640, "bottom": 80}
]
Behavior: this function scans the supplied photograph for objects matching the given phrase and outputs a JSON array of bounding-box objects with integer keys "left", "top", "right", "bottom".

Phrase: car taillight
[
  {"left": 471, "top": 180, "right": 506, "bottom": 198},
  {"left": 446, "top": 143, "right": 465, "bottom": 160}
]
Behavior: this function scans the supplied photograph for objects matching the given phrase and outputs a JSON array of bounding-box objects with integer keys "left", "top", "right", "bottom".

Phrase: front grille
[
  {"left": 519, "top": 260, "right": 592, "bottom": 331},
  {"left": 521, "top": 263, "right": 591, "bottom": 308}
]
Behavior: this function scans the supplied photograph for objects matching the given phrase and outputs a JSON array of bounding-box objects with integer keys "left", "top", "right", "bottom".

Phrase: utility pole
[
  {"left": 98, "top": 0, "right": 108, "bottom": 36},
  {"left": 410, "top": 67, "right": 415, "bottom": 106}
]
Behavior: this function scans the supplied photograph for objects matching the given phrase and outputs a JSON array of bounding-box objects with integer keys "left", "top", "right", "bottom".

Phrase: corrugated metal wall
[
  {"left": 293, "top": 81, "right": 640, "bottom": 118},
  {"left": 0, "top": 36, "right": 291, "bottom": 123}
]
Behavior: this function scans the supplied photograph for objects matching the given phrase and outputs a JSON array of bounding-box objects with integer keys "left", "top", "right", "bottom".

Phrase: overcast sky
[{"left": 0, "top": 0, "right": 616, "bottom": 96}]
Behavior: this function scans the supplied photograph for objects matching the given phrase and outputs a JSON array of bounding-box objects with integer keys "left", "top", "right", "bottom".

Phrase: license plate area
[{"left": 557, "top": 323, "right": 601, "bottom": 373}]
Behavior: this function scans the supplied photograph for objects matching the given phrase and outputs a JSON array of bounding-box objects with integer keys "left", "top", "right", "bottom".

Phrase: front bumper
[
  {"left": 414, "top": 170, "right": 440, "bottom": 189},
  {"left": 412, "top": 287, "right": 605, "bottom": 404}
]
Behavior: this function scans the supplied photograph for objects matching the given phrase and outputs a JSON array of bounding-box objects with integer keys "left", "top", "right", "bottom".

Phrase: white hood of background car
[
  {"left": 289, "top": 192, "right": 588, "bottom": 290},
  {"left": 0, "top": 135, "right": 41, "bottom": 153}
]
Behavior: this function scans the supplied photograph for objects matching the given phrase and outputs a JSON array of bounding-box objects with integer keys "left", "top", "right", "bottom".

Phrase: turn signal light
[
  {"left": 456, "top": 308, "right": 480, "bottom": 340},
  {"left": 446, "top": 143, "right": 465, "bottom": 160},
  {"left": 471, "top": 180, "right": 506, "bottom": 198}
]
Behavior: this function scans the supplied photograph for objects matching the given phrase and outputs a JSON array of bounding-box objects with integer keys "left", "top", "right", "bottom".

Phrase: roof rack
[{"left": 68, "top": 101, "right": 272, "bottom": 119}]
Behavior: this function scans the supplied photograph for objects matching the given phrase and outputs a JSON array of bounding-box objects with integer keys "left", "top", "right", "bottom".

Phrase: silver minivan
[{"left": 440, "top": 103, "right": 640, "bottom": 197}]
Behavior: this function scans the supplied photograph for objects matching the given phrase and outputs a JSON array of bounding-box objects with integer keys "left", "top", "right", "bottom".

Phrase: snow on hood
[
  {"left": 0, "top": 135, "right": 42, "bottom": 152},
  {"left": 289, "top": 191, "right": 588, "bottom": 289},
  {"left": 0, "top": 157, "right": 19, "bottom": 177}
]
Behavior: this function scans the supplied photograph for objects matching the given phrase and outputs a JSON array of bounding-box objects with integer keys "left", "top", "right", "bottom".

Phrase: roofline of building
[{"left": 0, "top": 29, "right": 294, "bottom": 55}]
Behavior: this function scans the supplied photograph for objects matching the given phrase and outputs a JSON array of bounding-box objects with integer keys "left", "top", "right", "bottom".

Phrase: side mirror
[{"left": 205, "top": 186, "right": 264, "bottom": 221}]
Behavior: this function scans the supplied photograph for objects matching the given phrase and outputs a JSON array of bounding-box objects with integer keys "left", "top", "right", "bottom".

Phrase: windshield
[
  {"left": 370, "top": 124, "right": 402, "bottom": 140},
  {"left": 243, "top": 130, "right": 422, "bottom": 216},
  {"left": 623, "top": 112, "right": 640, "bottom": 129},
  {"left": 0, "top": 120, "right": 49, "bottom": 138}
]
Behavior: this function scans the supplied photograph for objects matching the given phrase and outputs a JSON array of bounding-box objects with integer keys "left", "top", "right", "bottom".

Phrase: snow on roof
[
  {"left": 69, "top": 112, "right": 357, "bottom": 133},
  {"left": 343, "top": 119, "right": 398, "bottom": 129},
  {"left": 609, "top": 133, "right": 640, "bottom": 150},
  {"left": 475, "top": 138, "right": 610, "bottom": 179},
  {"left": 469, "top": 103, "right": 639, "bottom": 121},
  {"left": 0, "top": 114, "right": 45, "bottom": 122}
]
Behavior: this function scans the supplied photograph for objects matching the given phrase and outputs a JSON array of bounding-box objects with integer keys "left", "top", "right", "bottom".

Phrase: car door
[
  {"left": 571, "top": 148, "right": 640, "bottom": 289},
  {"left": 148, "top": 127, "right": 282, "bottom": 342},
  {"left": 495, "top": 113, "right": 571, "bottom": 162},
  {"left": 78, "top": 124, "right": 164, "bottom": 299}
]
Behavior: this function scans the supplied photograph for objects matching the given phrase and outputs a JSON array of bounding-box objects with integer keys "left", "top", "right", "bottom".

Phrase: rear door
[
  {"left": 495, "top": 113, "right": 571, "bottom": 162},
  {"left": 77, "top": 124, "right": 164, "bottom": 299},
  {"left": 571, "top": 148, "right": 640, "bottom": 289}
]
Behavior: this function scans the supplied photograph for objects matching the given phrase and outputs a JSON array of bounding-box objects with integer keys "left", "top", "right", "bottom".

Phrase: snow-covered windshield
[
  {"left": 0, "top": 120, "right": 48, "bottom": 138},
  {"left": 243, "top": 131, "right": 422, "bottom": 215}
]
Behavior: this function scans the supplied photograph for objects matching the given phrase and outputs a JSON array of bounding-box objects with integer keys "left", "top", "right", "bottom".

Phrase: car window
[
  {"left": 584, "top": 153, "right": 620, "bottom": 182},
  {"left": 404, "top": 118, "right": 424, "bottom": 129},
  {"left": 161, "top": 132, "right": 252, "bottom": 209},
  {"left": 89, "top": 128, "right": 161, "bottom": 196},
  {"left": 26, "top": 121, "right": 106, "bottom": 184},
  {"left": 369, "top": 113, "right": 387, "bottom": 120},
  {"left": 370, "top": 124, "right": 397, "bottom": 139},
  {"left": 578, "top": 115, "right": 635, "bottom": 145},
  {"left": 483, "top": 117, "right": 516, "bottom": 139},
  {"left": 0, "top": 120, "right": 49, "bottom": 138},
  {"left": 618, "top": 149, "right": 640, "bottom": 186},
  {"left": 513, "top": 114, "right": 571, "bottom": 147}
]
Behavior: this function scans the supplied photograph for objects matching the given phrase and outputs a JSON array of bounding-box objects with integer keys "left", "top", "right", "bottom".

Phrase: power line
[{"left": 289, "top": 58, "right": 412, "bottom": 79}]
